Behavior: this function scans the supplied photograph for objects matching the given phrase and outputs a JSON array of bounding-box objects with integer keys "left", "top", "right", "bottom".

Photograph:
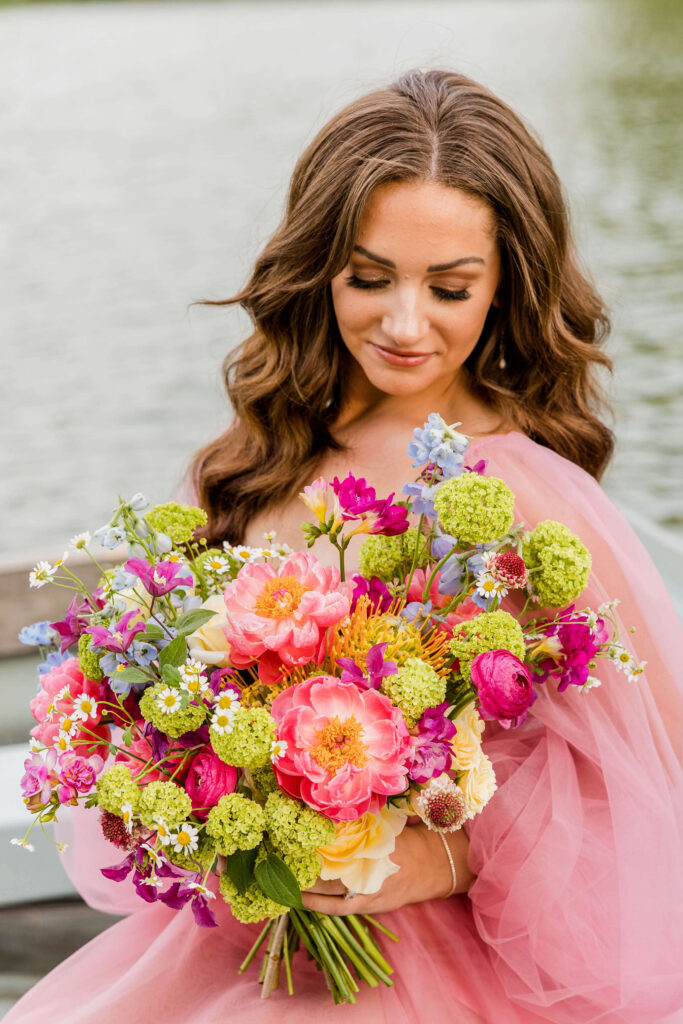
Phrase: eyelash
[{"left": 344, "top": 274, "right": 470, "bottom": 303}]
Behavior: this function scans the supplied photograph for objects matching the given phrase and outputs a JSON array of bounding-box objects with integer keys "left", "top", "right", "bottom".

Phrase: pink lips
[{"left": 370, "top": 342, "right": 432, "bottom": 366}]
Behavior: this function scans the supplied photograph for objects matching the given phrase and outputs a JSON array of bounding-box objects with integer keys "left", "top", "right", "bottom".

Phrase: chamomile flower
[
  {"left": 581, "top": 676, "right": 602, "bottom": 692},
  {"left": 598, "top": 598, "right": 620, "bottom": 616},
  {"left": 53, "top": 552, "right": 69, "bottom": 570},
  {"left": 474, "top": 572, "right": 508, "bottom": 601},
  {"left": 164, "top": 550, "right": 186, "bottom": 565},
  {"left": 214, "top": 690, "right": 240, "bottom": 712},
  {"left": 121, "top": 802, "right": 135, "bottom": 835},
  {"left": 57, "top": 714, "right": 79, "bottom": 737},
  {"left": 204, "top": 554, "right": 231, "bottom": 575},
  {"left": 179, "top": 659, "right": 210, "bottom": 697},
  {"left": 72, "top": 693, "right": 98, "bottom": 721},
  {"left": 626, "top": 660, "right": 646, "bottom": 683},
  {"left": 211, "top": 709, "right": 237, "bottom": 735},
  {"left": 270, "top": 738, "right": 288, "bottom": 762},
  {"left": 155, "top": 687, "right": 182, "bottom": 715},
  {"left": 140, "top": 842, "right": 168, "bottom": 867},
  {"left": 224, "top": 544, "right": 264, "bottom": 563},
  {"left": 29, "top": 561, "right": 56, "bottom": 589},
  {"left": 153, "top": 815, "right": 172, "bottom": 847},
  {"left": 610, "top": 644, "right": 635, "bottom": 673},
  {"left": 53, "top": 733, "right": 73, "bottom": 754},
  {"left": 186, "top": 880, "right": 216, "bottom": 899},
  {"left": 10, "top": 838, "right": 35, "bottom": 853},
  {"left": 170, "top": 822, "right": 199, "bottom": 856},
  {"left": 584, "top": 610, "right": 600, "bottom": 634},
  {"left": 69, "top": 532, "right": 92, "bottom": 550}
]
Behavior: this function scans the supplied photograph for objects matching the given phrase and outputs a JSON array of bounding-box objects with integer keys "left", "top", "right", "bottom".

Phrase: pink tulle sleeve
[{"left": 463, "top": 432, "right": 683, "bottom": 1023}]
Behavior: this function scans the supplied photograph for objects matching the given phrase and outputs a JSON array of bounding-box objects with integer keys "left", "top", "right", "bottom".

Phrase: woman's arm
[{"left": 301, "top": 823, "right": 475, "bottom": 915}]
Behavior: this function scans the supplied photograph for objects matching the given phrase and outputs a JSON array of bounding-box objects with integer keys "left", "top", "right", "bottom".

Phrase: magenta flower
[
  {"left": 159, "top": 879, "right": 218, "bottom": 928},
  {"left": 271, "top": 676, "right": 411, "bottom": 820},
  {"left": 408, "top": 702, "right": 457, "bottom": 783},
  {"left": 367, "top": 495, "right": 410, "bottom": 536},
  {"left": 56, "top": 751, "right": 104, "bottom": 804},
  {"left": 86, "top": 609, "right": 146, "bottom": 654},
  {"left": 337, "top": 642, "right": 397, "bottom": 691},
  {"left": 125, "top": 558, "right": 193, "bottom": 597},
  {"left": 332, "top": 474, "right": 409, "bottom": 537},
  {"left": 555, "top": 617, "right": 608, "bottom": 691},
  {"left": 350, "top": 575, "right": 392, "bottom": 614},
  {"left": 185, "top": 748, "right": 237, "bottom": 820},
  {"left": 51, "top": 596, "right": 91, "bottom": 653},
  {"left": 470, "top": 650, "right": 536, "bottom": 729}
]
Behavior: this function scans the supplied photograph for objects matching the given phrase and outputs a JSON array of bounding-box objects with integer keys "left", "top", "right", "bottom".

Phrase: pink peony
[
  {"left": 222, "top": 552, "right": 353, "bottom": 682},
  {"left": 185, "top": 748, "right": 238, "bottom": 820},
  {"left": 115, "top": 731, "right": 166, "bottom": 781},
  {"left": 270, "top": 676, "right": 411, "bottom": 821},
  {"left": 470, "top": 649, "right": 536, "bottom": 729},
  {"left": 30, "top": 657, "right": 110, "bottom": 759}
]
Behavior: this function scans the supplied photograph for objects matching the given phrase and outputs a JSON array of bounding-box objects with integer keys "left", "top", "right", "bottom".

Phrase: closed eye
[{"left": 344, "top": 275, "right": 470, "bottom": 302}]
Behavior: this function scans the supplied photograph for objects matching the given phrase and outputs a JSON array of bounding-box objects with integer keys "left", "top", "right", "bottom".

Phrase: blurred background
[{"left": 0, "top": 0, "right": 681, "bottom": 1016}]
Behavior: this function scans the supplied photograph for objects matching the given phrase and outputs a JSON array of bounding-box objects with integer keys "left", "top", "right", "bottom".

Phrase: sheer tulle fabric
[{"left": 7, "top": 433, "right": 683, "bottom": 1023}]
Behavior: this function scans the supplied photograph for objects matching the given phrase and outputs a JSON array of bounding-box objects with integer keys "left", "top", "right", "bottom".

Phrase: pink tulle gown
[{"left": 6, "top": 433, "right": 683, "bottom": 1024}]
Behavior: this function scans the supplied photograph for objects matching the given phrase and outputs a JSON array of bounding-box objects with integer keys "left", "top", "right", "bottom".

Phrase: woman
[{"left": 7, "top": 69, "right": 683, "bottom": 1024}]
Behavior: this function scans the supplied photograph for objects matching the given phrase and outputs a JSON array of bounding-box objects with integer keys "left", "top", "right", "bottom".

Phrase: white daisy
[
  {"left": 153, "top": 815, "right": 172, "bottom": 847},
  {"left": 263, "top": 530, "right": 277, "bottom": 543},
  {"left": 53, "top": 551, "right": 69, "bottom": 569},
  {"left": 186, "top": 880, "right": 215, "bottom": 899},
  {"left": 626, "top": 661, "right": 646, "bottom": 683},
  {"left": 10, "top": 838, "right": 35, "bottom": 853},
  {"left": 179, "top": 659, "right": 210, "bottom": 697},
  {"left": 72, "top": 693, "right": 98, "bottom": 721},
  {"left": 57, "top": 713, "right": 79, "bottom": 737},
  {"left": 581, "top": 676, "right": 602, "bottom": 693},
  {"left": 474, "top": 571, "right": 508, "bottom": 600},
  {"left": 598, "top": 598, "right": 620, "bottom": 616},
  {"left": 155, "top": 687, "right": 182, "bottom": 715},
  {"left": 69, "top": 532, "right": 91, "bottom": 550},
  {"left": 170, "top": 822, "right": 199, "bottom": 856},
  {"left": 213, "top": 690, "right": 240, "bottom": 712},
  {"left": 211, "top": 709, "right": 236, "bottom": 735},
  {"left": 270, "top": 739, "right": 288, "bottom": 761},
  {"left": 121, "top": 802, "right": 134, "bottom": 835},
  {"left": 205, "top": 555, "right": 230, "bottom": 575},
  {"left": 226, "top": 544, "right": 264, "bottom": 563},
  {"left": 140, "top": 842, "right": 167, "bottom": 867},
  {"left": 29, "top": 560, "right": 56, "bottom": 589},
  {"left": 53, "top": 732, "right": 73, "bottom": 753}
]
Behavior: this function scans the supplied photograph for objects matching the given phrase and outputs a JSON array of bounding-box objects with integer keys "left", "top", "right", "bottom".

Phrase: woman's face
[{"left": 330, "top": 180, "right": 501, "bottom": 403}]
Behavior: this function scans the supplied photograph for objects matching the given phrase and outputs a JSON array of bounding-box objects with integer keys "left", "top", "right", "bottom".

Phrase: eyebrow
[{"left": 353, "top": 244, "right": 485, "bottom": 272}]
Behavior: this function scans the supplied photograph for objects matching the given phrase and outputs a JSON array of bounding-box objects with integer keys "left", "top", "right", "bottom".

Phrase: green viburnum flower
[
  {"left": 251, "top": 764, "right": 280, "bottom": 797},
  {"left": 166, "top": 839, "right": 215, "bottom": 873},
  {"left": 210, "top": 707, "right": 275, "bottom": 770},
  {"left": 357, "top": 527, "right": 428, "bottom": 582},
  {"left": 380, "top": 657, "right": 446, "bottom": 728},
  {"left": 219, "top": 872, "right": 286, "bottom": 924},
  {"left": 433, "top": 474, "right": 515, "bottom": 545},
  {"left": 282, "top": 847, "right": 322, "bottom": 889},
  {"left": 205, "top": 793, "right": 266, "bottom": 856},
  {"left": 77, "top": 633, "right": 104, "bottom": 682},
  {"left": 523, "top": 520, "right": 592, "bottom": 608},
  {"left": 145, "top": 502, "right": 208, "bottom": 545},
  {"left": 137, "top": 780, "right": 193, "bottom": 830},
  {"left": 449, "top": 610, "right": 525, "bottom": 682},
  {"left": 264, "top": 791, "right": 335, "bottom": 854},
  {"left": 139, "top": 683, "right": 207, "bottom": 739},
  {"left": 96, "top": 765, "right": 140, "bottom": 817}
]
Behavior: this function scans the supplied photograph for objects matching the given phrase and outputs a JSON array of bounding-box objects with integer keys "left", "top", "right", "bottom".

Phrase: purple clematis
[
  {"left": 51, "top": 596, "right": 92, "bottom": 653},
  {"left": 338, "top": 642, "right": 397, "bottom": 691},
  {"left": 125, "top": 558, "right": 193, "bottom": 598},
  {"left": 86, "top": 609, "right": 146, "bottom": 654},
  {"left": 159, "top": 878, "right": 218, "bottom": 927}
]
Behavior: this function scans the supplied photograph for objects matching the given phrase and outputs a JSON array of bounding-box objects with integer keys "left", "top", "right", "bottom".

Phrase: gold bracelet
[{"left": 438, "top": 832, "right": 457, "bottom": 898}]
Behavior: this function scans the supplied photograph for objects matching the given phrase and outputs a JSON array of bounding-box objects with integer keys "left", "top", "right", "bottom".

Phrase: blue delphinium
[
  {"left": 18, "top": 620, "right": 57, "bottom": 647},
  {"left": 401, "top": 480, "right": 439, "bottom": 519},
  {"left": 406, "top": 414, "right": 469, "bottom": 479},
  {"left": 94, "top": 524, "right": 127, "bottom": 549}
]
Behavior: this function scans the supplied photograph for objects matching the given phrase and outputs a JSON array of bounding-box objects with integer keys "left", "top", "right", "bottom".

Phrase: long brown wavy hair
[{"left": 192, "top": 68, "right": 614, "bottom": 545}]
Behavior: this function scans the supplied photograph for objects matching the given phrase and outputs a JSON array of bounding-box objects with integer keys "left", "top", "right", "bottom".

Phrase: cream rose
[
  {"left": 187, "top": 594, "right": 232, "bottom": 666},
  {"left": 459, "top": 753, "right": 497, "bottom": 816},
  {"left": 450, "top": 702, "right": 485, "bottom": 771},
  {"left": 317, "top": 803, "right": 407, "bottom": 894}
]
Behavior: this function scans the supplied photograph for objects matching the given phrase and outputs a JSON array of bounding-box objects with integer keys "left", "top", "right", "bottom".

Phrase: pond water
[{"left": 1, "top": 0, "right": 681, "bottom": 559}]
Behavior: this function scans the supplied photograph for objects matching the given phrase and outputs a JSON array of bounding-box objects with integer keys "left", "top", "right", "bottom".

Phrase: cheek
[{"left": 331, "top": 281, "right": 374, "bottom": 335}]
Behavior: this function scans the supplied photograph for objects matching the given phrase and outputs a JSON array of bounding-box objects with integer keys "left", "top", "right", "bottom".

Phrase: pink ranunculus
[
  {"left": 470, "top": 650, "right": 536, "bottom": 729},
  {"left": 270, "top": 676, "right": 411, "bottom": 821},
  {"left": 405, "top": 568, "right": 482, "bottom": 633},
  {"left": 222, "top": 552, "right": 353, "bottom": 680},
  {"left": 185, "top": 748, "right": 238, "bottom": 820},
  {"left": 56, "top": 751, "right": 105, "bottom": 804}
]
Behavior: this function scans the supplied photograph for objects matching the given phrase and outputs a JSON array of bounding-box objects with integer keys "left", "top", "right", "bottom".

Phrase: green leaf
[
  {"left": 158, "top": 635, "right": 187, "bottom": 669},
  {"left": 226, "top": 848, "right": 258, "bottom": 895},
  {"left": 121, "top": 725, "right": 133, "bottom": 747},
  {"left": 254, "top": 852, "right": 303, "bottom": 909},
  {"left": 114, "top": 666, "right": 149, "bottom": 684},
  {"left": 161, "top": 664, "right": 182, "bottom": 687},
  {"left": 138, "top": 624, "right": 165, "bottom": 641},
  {"left": 174, "top": 609, "right": 217, "bottom": 637}
]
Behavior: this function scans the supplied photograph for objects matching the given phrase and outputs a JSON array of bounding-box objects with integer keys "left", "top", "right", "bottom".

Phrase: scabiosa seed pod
[
  {"left": 412, "top": 776, "right": 471, "bottom": 832},
  {"left": 491, "top": 551, "right": 529, "bottom": 589},
  {"left": 100, "top": 809, "right": 140, "bottom": 850}
]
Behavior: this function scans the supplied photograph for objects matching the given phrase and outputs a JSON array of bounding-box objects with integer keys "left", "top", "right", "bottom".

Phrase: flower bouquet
[{"left": 14, "top": 415, "right": 644, "bottom": 1005}]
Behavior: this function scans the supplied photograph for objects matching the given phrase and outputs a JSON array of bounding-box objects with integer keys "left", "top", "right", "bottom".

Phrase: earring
[{"left": 497, "top": 330, "right": 507, "bottom": 370}]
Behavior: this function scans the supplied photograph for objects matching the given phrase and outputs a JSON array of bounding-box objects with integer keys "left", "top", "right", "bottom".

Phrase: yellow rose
[
  {"left": 187, "top": 594, "right": 232, "bottom": 667},
  {"left": 459, "top": 753, "right": 497, "bottom": 816},
  {"left": 450, "top": 702, "right": 485, "bottom": 771},
  {"left": 317, "top": 804, "right": 407, "bottom": 894}
]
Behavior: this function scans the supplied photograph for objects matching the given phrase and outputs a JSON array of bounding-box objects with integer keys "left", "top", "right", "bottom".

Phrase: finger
[
  {"left": 304, "top": 878, "right": 346, "bottom": 896},
  {"left": 301, "top": 891, "right": 368, "bottom": 916}
]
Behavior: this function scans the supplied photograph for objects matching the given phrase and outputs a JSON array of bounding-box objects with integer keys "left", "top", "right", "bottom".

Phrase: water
[{"left": 1, "top": 0, "right": 682, "bottom": 559}]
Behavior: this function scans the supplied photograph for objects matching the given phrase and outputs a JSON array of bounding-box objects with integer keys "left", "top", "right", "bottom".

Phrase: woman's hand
[{"left": 301, "top": 822, "right": 474, "bottom": 916}]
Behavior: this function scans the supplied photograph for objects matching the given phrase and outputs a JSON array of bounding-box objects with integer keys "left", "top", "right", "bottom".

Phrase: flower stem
[{"left": 238, "top": 920, "right": 273, "bottom": 974}]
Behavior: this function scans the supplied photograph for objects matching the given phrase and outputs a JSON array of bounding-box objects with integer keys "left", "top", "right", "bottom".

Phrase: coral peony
[
  {"left": 221, "top": 552, "right": 352, "bottom": 681},
  {"left": 270, "top": 676, "right": 411, "bottom": 821},
  {"left": 470, "top": 649, "right": 536, "bottom": 729}
]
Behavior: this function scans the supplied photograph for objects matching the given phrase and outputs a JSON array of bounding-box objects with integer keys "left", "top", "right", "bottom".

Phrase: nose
[{"left": 380, "top": 286, "right": 429, "bottom": 348}]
